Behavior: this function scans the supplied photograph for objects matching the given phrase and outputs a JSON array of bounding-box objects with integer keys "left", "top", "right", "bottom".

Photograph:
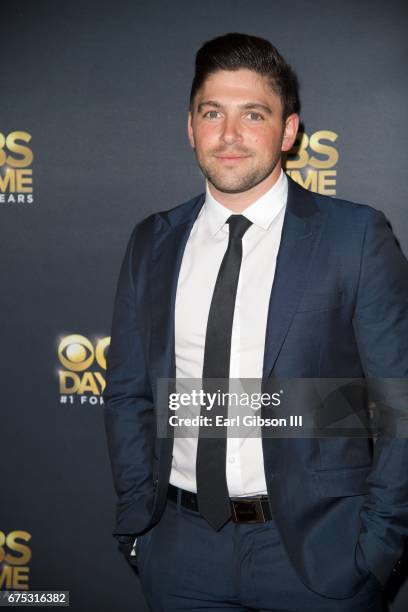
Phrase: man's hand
[{"left": 117, "top": 535, "right": 138, "bottom": 571}]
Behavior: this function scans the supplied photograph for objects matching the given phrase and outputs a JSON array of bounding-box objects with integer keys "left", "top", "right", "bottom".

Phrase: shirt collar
[{"left": 203, "top": 169, "right": 288, "bottom": 235}]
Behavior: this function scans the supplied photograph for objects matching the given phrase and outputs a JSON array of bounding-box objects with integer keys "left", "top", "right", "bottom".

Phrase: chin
[{"left": 214, "top": 184, "right": 250, "bottom": 194}]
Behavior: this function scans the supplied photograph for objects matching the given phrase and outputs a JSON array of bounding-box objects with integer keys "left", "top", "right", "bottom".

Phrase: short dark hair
[{"left": 190, "top": 32, "right": 300, "bottom": 120}]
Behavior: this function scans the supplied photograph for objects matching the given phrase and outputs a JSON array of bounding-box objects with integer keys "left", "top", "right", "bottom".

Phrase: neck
[{"left": 208, "top": 163, "right": 282, "bottom": 213}]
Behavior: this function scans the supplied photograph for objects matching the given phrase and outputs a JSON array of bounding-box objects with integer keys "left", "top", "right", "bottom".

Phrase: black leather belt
[{"left": 167, "top": 483, "right": 272, "bottom": 523}]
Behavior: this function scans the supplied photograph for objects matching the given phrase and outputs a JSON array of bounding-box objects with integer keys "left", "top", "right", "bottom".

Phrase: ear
[
  {"left": 281, "top": 113, "right": 300, "bottom": 153},
  {"left": 187, "top": 111, "right": 195, "bottom": 148}
]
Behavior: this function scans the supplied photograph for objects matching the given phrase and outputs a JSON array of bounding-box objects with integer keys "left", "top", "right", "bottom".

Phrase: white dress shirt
[{"left": 170, "top": 169, "right": 288, "bottom": 496}]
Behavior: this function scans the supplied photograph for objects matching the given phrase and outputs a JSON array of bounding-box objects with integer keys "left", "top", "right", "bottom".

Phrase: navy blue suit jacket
[{"left": 104, "top": 176, "right": 408, "bottom": 598}]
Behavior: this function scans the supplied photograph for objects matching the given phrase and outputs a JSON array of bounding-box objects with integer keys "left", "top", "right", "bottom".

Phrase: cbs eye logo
[
  {"left": 285, "top": 130, "right": 338, "bottom": 195},
  {"left": 57, "top": 334, "right": 110, "bottom": 400},
  {"left": 0, "top": 531, "right": 31, "bottom": 590},
  {"left": 0, "top": 132, "right": 33, "bottom": 203}
]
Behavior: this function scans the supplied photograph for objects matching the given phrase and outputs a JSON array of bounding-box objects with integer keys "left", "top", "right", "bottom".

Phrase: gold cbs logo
[
  {"left": 0, "top": 531, "right": 31, "bottom": 590},
  {"left": 285, "top": 130, "right": 338, "bottom": 195},
  {"left": 58, "top": 334, "right": 110, "bottom": 395},
  {"left": 0, "top": 132, "right": 33, "bottom": 193}
]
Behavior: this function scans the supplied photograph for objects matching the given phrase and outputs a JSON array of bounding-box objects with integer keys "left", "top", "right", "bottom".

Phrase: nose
[{"left": 221, "top": 114, "right": 242, "bottom": 145}]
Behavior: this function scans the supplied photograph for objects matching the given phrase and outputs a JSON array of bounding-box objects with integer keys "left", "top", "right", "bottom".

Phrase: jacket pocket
[{"left": 312, "top": 465, "right": 372, "bottom": 497}]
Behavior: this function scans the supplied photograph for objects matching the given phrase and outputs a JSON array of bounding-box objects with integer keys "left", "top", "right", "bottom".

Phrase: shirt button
[{"left": 228, "top": 457, "right": 236, "bottom": 464}]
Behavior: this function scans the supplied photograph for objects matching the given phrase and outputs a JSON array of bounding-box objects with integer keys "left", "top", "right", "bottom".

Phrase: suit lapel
[
  {"left": 262, "top": 177, "right": 324, "bottom": 379},
  {"left": 150, "top": 193, "right": 205, "bottom": 512},
  {"left": 150, "top": 193, "right": 206, "bottom": 384},
  {"left": 150, "top": 178, "right": 324, "bottom": 383},
  {"left": 150, "top": 178, "right": 323, "bottom": 517}
]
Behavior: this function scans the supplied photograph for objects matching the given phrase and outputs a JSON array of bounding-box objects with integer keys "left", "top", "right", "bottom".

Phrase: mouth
[{"left": 215, "top": 155, "right": 250, "bottom": 163}]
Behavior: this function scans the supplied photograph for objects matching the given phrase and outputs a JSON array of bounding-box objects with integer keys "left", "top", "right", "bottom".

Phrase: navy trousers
[{"left": 134, "top": 492, "right": 386, "bottom": 611}]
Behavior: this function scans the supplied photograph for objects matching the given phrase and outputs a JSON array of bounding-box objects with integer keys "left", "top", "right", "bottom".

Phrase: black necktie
[{"left": 196, "top": 214, "right": 253, "bottom": 531}]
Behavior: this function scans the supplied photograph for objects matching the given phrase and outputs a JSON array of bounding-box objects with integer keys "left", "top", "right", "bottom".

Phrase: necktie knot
[{"left": 227, "top": 215, "right": 253, "bottom": 241}]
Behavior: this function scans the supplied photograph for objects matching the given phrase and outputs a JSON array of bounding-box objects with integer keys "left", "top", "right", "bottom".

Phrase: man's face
[{"left": 188, "top": 68, "right": 299, "bottom": 195}]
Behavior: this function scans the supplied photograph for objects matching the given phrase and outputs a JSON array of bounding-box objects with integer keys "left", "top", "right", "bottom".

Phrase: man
[{"left": 103, "top": 33, "right": 408, "bottom": 611}]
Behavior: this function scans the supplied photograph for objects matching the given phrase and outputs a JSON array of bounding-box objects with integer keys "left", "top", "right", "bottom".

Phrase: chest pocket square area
[{"left": 296, "top": 290, "right": 345, "bottom": 313}]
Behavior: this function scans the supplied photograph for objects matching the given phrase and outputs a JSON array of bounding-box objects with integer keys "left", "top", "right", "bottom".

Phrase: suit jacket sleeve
[
  {"left": 352, "top": 208, "right": 408, "bottom": 586},
  {"left": 103, "top": 217, "right": 156, "bottom": 540}
]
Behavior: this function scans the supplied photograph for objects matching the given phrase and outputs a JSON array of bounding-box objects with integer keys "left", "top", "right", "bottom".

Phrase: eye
[
  {"left": 246, "top": 111, "right": 264, "bottom": 121},
  {"left": 203, "top": 110, "right": 221, "bottom": 119}
]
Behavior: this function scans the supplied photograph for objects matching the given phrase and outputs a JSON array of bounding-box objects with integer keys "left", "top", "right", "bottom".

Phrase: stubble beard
[{"left": 195, "top": 150, "right": 282, "bottom": 195}]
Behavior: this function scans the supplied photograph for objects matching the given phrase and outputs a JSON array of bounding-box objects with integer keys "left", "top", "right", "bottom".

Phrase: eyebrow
[{"left": 197, "top": 100, "right": 273, "bottom": 115}]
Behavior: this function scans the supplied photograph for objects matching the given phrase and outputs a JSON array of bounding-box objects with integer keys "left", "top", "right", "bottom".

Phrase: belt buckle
[{"left": 231, "top": 498, "right": 266, "bottom": 523}]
